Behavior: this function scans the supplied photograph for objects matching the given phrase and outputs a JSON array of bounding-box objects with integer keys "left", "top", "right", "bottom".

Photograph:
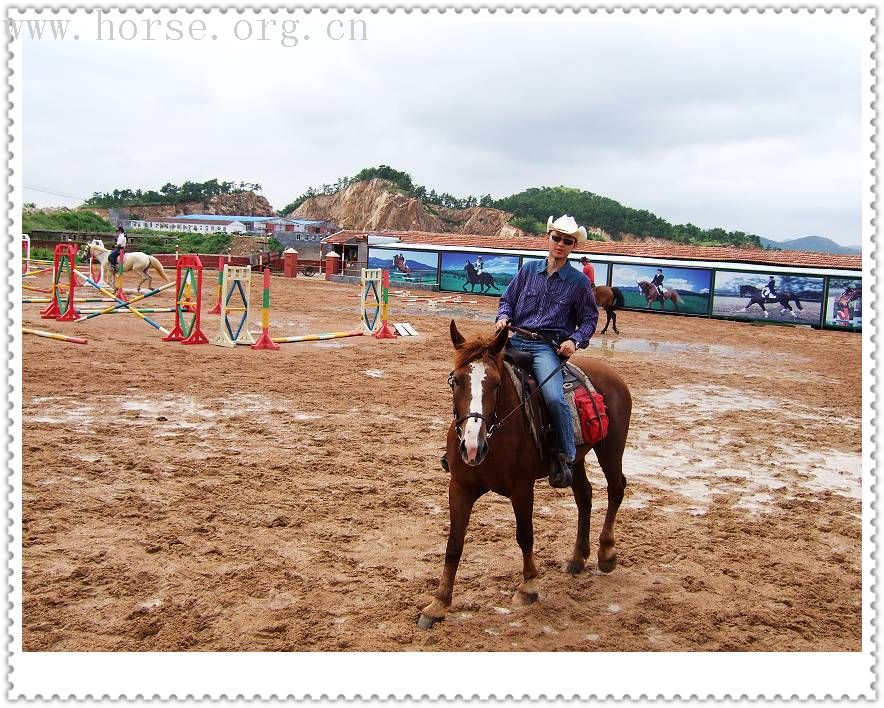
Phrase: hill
[
  {"left": 760, "top": 235, "right": 861, "bottom": 256},
  {"left": 289, "top": 179, "right": 526, "bottom": 238},
  {"left": 23, "top": 207, "right": 113, "bottom": 234},
  {"left": 282, "top": 166, "right": 763, "bottom": 248}
]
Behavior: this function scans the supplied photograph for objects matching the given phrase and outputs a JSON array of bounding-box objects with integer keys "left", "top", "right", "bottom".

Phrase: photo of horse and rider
[
  {"left": 438, "top": 252, "right": 520, "bottom": 295},
  {"left": 824, "top": 277, "right": 862, "bottom": 329},
  {"left": 711, "top": 270, "right": 825, "bottom": 324},
  {"left": 367, "top": 247, "right": 440, "bottom": 285},
  {"left": 609, "top": 264, "right": 712, "bottom": 315},
  {"left": 520, "top": 254, "right": 611, "bottom": 286}
]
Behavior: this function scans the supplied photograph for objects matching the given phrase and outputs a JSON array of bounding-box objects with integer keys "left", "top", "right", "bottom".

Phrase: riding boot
[{"left": 549, "top": 453, "right": 573, "bottom": 488}]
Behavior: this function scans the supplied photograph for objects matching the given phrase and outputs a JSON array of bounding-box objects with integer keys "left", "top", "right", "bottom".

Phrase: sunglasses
[{"left": 550, "top": 234, "right": 576, "bottom": 247}]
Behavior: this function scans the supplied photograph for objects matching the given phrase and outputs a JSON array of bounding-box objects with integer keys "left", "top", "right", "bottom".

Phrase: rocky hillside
[
  {"left": 87, "top": 191, "right": 274, "bottom": 222},
  {"left": 290, "top": 179, "right": 528, "bottom": 238}
]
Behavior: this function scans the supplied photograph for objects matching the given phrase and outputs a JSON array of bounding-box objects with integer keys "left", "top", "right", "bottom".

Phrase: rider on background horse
[
  {"left": 475, "top": 255, "right": 484, "bottom": 275},
  {"left": 109, "top": 226, "right": 126, "bottom": 274},
  {"left": 495, "top": 215, "right": 598, "bottom": 488},
  {"left": 651, "top": 268, "right": 665, "bottom": 297},
  {"left": 762, "top": 275, "right": 778, "bottom": 300},
  {"left": 580, "top": 256, "right": 595, "bottom": 287}
]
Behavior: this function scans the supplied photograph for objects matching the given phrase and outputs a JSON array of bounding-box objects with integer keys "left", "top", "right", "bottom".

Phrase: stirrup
[{"left": 549, "top": 454, "right": 573, "bottom": 488}]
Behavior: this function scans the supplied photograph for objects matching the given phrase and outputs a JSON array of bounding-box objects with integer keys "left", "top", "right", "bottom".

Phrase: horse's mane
[{"left": 453, "top": 333, "right": 505, "bottom": 371}]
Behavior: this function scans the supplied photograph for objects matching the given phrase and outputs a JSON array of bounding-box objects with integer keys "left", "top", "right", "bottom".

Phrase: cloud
[{"left": 21, "top": 11, "right": 867, "bottom": 246}]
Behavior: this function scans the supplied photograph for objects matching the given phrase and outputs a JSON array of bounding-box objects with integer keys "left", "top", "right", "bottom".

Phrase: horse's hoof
[
  {"left": 597, "top": 555, "right": 617, "bottom": 574},
  {"left": 566, "top": 560, "right": 585, "bottom": 576},
  {"left": 512, "top": 589, "right": 538, "bottom": 606},
  {"left": 418, "top": 613, "right": 444, "bottom": 630}
]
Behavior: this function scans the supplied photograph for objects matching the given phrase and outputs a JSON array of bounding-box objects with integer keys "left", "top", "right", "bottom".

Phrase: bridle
[
  {"left": 448, "top": 326, "right": 569, "bottom": 444},
  {"left": 449, "top": 371, "right": 502, "bottom": 440}
]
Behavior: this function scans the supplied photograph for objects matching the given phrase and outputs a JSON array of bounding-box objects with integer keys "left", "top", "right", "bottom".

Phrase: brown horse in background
[
  {"left": 593, "top": 285, "right": 625, "bottom": 334},
  {"left": 419, "top": 321, "right": 632, "bottom": 629},
  {"left": 638, "top": 279, "right": 682, "bottom": 311}
]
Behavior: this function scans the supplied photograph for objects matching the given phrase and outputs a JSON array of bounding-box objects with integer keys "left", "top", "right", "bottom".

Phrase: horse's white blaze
[{"left": 462, "top": 362, "right": 487, "bottom": 462}]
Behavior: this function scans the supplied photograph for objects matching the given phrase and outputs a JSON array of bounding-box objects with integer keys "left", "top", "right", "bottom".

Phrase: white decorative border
[{"left": 4, "top": 4, "right": 877, "bottom": 700}]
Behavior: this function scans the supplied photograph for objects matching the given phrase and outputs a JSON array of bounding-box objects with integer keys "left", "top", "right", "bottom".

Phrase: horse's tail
[
  {"left": 793, "top": 294, "right": 803, "bottom": 310},
  {"left": 672, "top": 289, "right": 683, "bottom": 303},
  {"left": 611, "top": 287, "right": 625, "bottom": 309},
  {"left": 149, "top": 256, "right": 169, "bottom": 282}
]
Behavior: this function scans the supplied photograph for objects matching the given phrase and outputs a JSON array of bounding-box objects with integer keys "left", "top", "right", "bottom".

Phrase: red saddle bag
[{"left": 573, "top": 385, "right": 609, "bottom": 445}]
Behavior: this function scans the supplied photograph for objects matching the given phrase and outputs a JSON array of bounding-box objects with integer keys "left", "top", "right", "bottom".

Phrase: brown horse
[
  {"left": 593, "top": 285, "right": 625, "bottom": 334},
  {"left": 637, "top": 279, "right": 682, "bottom": 311},
  {"left": 419, "top": 321, "right": 632, "bottom": 629}
]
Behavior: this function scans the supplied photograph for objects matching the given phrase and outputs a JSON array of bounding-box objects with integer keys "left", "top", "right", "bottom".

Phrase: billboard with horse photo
[
  {"left": 519, "top": 254, "right": 611, "bottom": 287},
  {"left": 610, "top": 263, "right": 712, "bottom": 315},
  {"left": 368, "top": 247, "right": 439, "bottom": 286},
  {"left": 711, "top": 270, "right": 825, "bottom": 325},
  {"left": 439, "top": 251, "right": 519, "bottom": 296},
  {"left": 569, "top": 256, "right": 610, "bottom": 287},
  {"left": 823, "top": 277, "right": 862, "bottom": 331}
]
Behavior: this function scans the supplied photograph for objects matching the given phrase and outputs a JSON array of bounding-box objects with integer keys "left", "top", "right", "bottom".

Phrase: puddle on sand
[
  {"left": 402, "top": 303, "right": 495, "bottom": 322},
  {"left": 588, "top": 337, "right": 739, "bottom": 357}
]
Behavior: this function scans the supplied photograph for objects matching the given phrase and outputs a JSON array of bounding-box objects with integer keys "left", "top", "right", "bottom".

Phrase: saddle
[{"left": 503, "top": 346, "right": 609, "bottom": 462}]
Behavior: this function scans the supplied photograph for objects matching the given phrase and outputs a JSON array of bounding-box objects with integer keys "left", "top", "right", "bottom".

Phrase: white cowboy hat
[{"left": 547, "top": 215, "right": 588, "bottom": 242}]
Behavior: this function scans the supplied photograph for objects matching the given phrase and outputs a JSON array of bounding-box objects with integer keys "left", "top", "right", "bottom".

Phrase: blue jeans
[{"left": 510, "top": 335, "right": 575, "bottom": 462}]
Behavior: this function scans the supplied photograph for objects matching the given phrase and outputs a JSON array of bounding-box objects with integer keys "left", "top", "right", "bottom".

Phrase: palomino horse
[
  {"left": 462, "top": 262, "right": 499, "bottom": 295},
  {"left": 637, "top": 280, "right": 682, "bottom": 311},
  {"left": 82, "top": 243, "right": 169, "bottom": 292},
  {"left": 593, "top": 285, "right": 625, "bottom": 334},
  {"left": 419, "top": 321, "right": 632, "bottom": 629},
  {"left": 737, "top": 284, "right": 803, "bottom": 318}
]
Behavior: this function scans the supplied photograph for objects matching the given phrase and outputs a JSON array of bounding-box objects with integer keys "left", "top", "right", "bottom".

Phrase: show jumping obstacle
[
  {"left": 22, "top": 327, "right": 88, "bottom": 345},
  {"left": 214, "top": 265, "right": 255, "bottom": 347},
  {"left": 77, "top": 281, "right": 176, "bottom": 322},
  {"left": 361, "top": 268, "right": 397, "bottom": 339},
  {"left": 74, "top": 269, "right": 172, "bottom": 336},
  {"left": 162, "top": 254, "right": 208, "bottom": 345},
  {"left": 40, "top": 243, "right": 79, "bottom": 323}
]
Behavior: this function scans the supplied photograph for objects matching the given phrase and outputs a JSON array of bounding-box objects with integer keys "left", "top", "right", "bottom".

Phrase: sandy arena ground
[{"left": 21, "top": 267, "right": 862, "bottom": 651}]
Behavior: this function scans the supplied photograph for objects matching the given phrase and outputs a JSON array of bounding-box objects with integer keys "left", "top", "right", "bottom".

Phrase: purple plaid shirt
[{"left": 497, "top": 259, "right": 598, "bottom": 348}]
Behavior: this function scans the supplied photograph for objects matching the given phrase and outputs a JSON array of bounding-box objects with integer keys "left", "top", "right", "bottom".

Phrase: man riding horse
[{"left": 494, "top": 214, "right": 598, "bottom": 488}]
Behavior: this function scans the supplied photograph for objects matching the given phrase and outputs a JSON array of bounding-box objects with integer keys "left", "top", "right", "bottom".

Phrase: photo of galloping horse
[
  {"left": 392, "top": 254, "right": 412, "bottom": 275},
  {"left": 593, "top": 285, "right": 625, "bottom": 334},
  {"left": 637, "top": 279, "right": 682, "bottom": 311},
  {"left": 419, "top": 321, "right": 632, "bottom": 629},
  {"left": 81, "top": 243, "right": 169, "bottom": 292},
  {"left": 462, "top": 261, "right": 499, "bottom": 295},
  {"left": 738, "top": 284, "right": 803, "bottom": 319}
]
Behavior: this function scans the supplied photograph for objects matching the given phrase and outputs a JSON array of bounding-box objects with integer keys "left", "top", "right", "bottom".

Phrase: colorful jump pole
[
  {"left": 114, "top": 249, "right": 126, "bottom": 300},
  {"left": 251, "top": 267, "right": 279, "bottom": 351},
  {"left": 162, "top": 254, "right": 208, "bottom": 345},
  {"left": 77, "top": 281, "right": 176, "bottom": 321},
  {"left": 208, "top": 255, "right": 227, "bottom": 315},
  {"left": 73, "top": 269, "right": 171, "bottom": 336},
  {"left": 272, "top": 330, "right": 363, "bottom": 344},
  {"left": 23, "top": 327, "right": 88, "bottom": 345}
]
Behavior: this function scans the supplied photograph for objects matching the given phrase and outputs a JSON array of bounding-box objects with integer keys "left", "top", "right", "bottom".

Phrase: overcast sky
[{"left": 20, "top": 10, "right": 869, "bottom": 245}]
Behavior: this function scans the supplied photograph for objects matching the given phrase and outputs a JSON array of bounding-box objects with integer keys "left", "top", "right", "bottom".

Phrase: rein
[{"left": 450, "top": 326, "right": 570, "bottom": 441}]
